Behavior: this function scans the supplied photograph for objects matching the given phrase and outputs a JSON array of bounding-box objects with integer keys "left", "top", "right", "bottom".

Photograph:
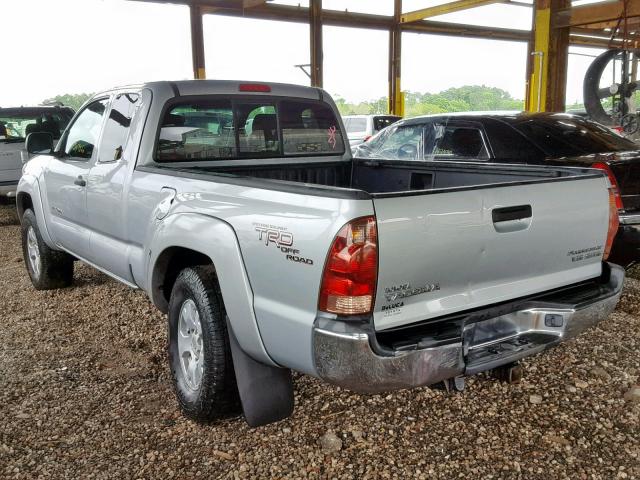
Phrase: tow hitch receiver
[
  {"left": 461, "top": 310, "right": 567, "bottom": 376},
  {"left": 490, "top": 362, "right": 523, "bottom": 384}
]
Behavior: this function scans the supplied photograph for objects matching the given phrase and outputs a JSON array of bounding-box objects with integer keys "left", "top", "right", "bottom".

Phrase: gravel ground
[{"left": 0, "top": 202, "right": 638, "bottom": 480}]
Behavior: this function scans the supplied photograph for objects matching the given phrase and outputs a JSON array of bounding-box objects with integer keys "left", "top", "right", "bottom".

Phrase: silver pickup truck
[{"left": 17, "top": 81, "right": 624, "bottom": 427}]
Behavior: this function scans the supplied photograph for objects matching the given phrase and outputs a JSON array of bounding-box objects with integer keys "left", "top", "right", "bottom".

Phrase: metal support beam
[
  {"left": 135, "top": 1, "right": 620, "bottom": 48},
  {"left": 389, "top": 0, "right": 403, "bottom": 116},
  {"left": 527, "top": 0, "right": 569, "bottom": 113},
  {"left": 524, "top": 39, "right": 534, "bottom": 112},
  {"left": 401, "top": 0, "right": 502, "bottom": 23},
  {"left": 190, "top": 3, "right": 206, "bottom": 79},
  {"left": 309, "top": 0, "right": 323, "bottom": 87},
  {"left": 555, "top": 0, "right": 640, "bottom": 29}
]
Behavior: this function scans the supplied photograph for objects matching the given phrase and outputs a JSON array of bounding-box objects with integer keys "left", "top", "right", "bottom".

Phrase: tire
[
  {"left": 168, "top": 266, "right": 240, "bottom": 422},
  {"left": 21, "top": 209, "right": 74, "bottom": 290}
]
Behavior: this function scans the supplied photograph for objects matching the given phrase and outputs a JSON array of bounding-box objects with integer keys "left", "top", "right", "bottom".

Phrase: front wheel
[
  {"left": 168, "top": 266, "right": 240, "bottom": 421},
  {"left": 21, "top": 209, "right": 74, "bottom": 290}
]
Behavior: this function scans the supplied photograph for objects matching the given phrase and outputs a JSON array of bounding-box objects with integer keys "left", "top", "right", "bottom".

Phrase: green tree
[
  {"left": 42, "top": 93, "right": 93, "bottom": 111},
  {"left": 333, "top": 85, "right": 525, "bottom": 118}
]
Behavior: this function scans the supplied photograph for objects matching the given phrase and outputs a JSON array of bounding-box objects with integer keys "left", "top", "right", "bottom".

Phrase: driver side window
[{"left": 63, "top": 99, "right": 109, "bottom": 159}]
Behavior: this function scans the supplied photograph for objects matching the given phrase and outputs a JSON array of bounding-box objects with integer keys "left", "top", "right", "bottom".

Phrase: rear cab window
[{"left": 156, "top": 97, "right": 344, "bottom": 162}]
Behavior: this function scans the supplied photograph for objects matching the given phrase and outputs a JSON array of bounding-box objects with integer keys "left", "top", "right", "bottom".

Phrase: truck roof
[{"left": 98, "top": 80, "right": 325, "bottom": 101}]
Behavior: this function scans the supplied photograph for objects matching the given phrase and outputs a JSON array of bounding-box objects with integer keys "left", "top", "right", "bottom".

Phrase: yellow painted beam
[
  {"left": 527, "top": 0, "right": 570, "bottom": 113},
  {"left": 528, "top": 6, "right": 550, "bottom": 113},
  {"left": 401, "top": 0, "right": 502, "bottom": 23}
]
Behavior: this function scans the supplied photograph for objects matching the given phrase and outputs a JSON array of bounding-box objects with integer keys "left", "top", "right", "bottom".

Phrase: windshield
[
  {"left": 0, "top": 110, "right": 72, "bottom": 142},
  {"left": 513, "top": 116, "right": 638, "bottom": 156}
]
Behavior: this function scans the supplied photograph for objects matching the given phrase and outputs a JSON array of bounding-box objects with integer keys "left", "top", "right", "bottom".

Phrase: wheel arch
[
  {"left": 16, "top": 178, "right": 56, "bottom": 248},
  {"left": 16, "top": 191, "right": 33, "bottom": 220},
  {"left": 151, "top": 246, "right": 213, "bottom": 313},
  {"left": 148, "top": 213, "right": 277, "bottom": 367}
]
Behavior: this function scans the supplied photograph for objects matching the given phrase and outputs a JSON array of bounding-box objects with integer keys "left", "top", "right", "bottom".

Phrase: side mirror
[{"left": 26, "top": 132, "right": 54, "bottom": 154}]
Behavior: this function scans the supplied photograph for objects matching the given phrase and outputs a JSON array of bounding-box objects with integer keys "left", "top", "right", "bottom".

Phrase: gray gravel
[{"left": 0, "top": 203, "right": 638, "bottom": 479}]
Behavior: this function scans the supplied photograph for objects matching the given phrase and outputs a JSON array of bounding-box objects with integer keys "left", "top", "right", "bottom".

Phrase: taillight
[
  {"left": 318, "top": 216, "right": 378, "bottom": 316},
  {"left": 604, "top": 187, "right": 619, "bottom": 260},
  {"left": 592, "top": 162, "right": 623, "bottom": 210},
  {"left": 363, "top": 135, "right": 372, "bottom": 142}
]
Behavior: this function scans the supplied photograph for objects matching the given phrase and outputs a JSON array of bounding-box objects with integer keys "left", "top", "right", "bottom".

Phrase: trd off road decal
[{"left": 254, "top": 223, "right": 314, "bottom": 266}]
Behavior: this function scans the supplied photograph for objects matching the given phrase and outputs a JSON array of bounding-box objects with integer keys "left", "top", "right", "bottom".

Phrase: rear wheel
[
  {"left": 168, "top": 266, "right": 240, "bottom": 421},
  {"left": 21, "top": 209, "right": 74, "bottom": 290}
]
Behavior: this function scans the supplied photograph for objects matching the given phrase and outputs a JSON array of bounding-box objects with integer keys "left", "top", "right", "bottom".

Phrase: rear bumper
[{"left": 312, "top": 263, "right": 624, "bottom": 394}]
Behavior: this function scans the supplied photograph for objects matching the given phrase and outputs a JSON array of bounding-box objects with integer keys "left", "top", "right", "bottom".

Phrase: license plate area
[{"left": 462, "top": 311, "right": 566, "bottom": 374}]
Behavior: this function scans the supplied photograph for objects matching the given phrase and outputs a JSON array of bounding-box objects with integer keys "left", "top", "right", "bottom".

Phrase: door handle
[
  {"left": 492, "top": 205, "right": 532, "bottom": 223},
  {"left": 74, "top": 176, "right": 86, "bottom": 187}
]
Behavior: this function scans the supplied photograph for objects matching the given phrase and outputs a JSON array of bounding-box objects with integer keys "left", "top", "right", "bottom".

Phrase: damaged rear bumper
[{"left": 312, "top": 263, "right": 624, "bottom": 394}]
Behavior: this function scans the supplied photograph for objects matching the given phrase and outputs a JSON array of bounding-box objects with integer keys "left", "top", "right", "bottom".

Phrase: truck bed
[
  {"left": 144, "top": 158, "right": 609, "bottom": 332},
  {"left": 171, "top": 158, "right": 599, "bottom": 197}
]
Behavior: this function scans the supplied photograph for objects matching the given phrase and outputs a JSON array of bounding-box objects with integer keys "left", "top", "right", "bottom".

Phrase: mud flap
[{"left": 227, "top": 322, "right": 294, "bottom": 427}]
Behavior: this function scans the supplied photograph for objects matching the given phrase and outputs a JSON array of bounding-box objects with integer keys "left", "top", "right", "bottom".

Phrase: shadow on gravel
[
  {"left": 0, "top": 203, "right": 19, "bottom": 226},
  {"left": 72, "top": 269, "right": 112, "bottom": 288},
  {"left": 617, "top": 274, "right": 640, "bottom": 315}
]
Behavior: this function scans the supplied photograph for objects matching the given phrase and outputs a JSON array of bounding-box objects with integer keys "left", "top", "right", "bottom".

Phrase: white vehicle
[
  {"left": 0, "top": 106, "right": 74, "bottom": 198},
  {"left": 343, "top": 114, "right": 401, "bottom": 148}
]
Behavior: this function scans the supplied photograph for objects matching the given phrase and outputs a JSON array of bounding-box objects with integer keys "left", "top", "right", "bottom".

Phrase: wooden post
[
  {"left": 309, "top": 0, "right": 323, "bottom": 87},
  {"left": 528, "top": 0, "right": 570, "bottom": 112},
  {"left": 190, "top": 3, "right": 206, "bottom": 79},
  {"left": 389, "top": 0, "right": 403, "bottom": 116}
]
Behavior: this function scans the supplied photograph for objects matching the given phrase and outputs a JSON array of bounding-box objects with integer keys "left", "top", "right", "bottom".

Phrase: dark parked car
[{"left": 353, "top": 112, "right": 640, "bottom": 267}]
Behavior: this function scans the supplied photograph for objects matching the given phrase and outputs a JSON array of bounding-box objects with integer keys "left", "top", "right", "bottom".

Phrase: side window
[
  {"left": 64, "top": 99, "right": 109, "bottom": 159},
  {"left": 373, "top": 116, "right": 400, "bottom": 132},
  {"left": 426, "top": 124, "right": 489, "bottom": 161},
  {"left": 280, "top": 100, "right": 344, "bottom": 155},
  {"left": 98, "top": 93, "right": 139, "bottom": 162},
  {"left": 377, "top": 125, "right": 423, "bottom": 160},
  {"left": 157, "top": 100, "right": 235, "bottom": 162},
  {"left": 237, "top": 103, "right": 279, "bottom": 156},
  {"left": 482, "top": 120, "right": 545, "bottom": 162}
]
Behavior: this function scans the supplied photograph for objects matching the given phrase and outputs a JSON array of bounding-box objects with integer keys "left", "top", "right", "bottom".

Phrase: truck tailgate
[
  {"left": 0, "top": 142, "right": 24, "bottom": 182},
  {"left": 373, "top": 176, "right": 610, "bottom": 330}
]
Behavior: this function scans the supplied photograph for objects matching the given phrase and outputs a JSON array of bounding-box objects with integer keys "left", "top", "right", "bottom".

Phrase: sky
[{"left": 1, "top": 0, "right": 605, "bottom": 108}]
